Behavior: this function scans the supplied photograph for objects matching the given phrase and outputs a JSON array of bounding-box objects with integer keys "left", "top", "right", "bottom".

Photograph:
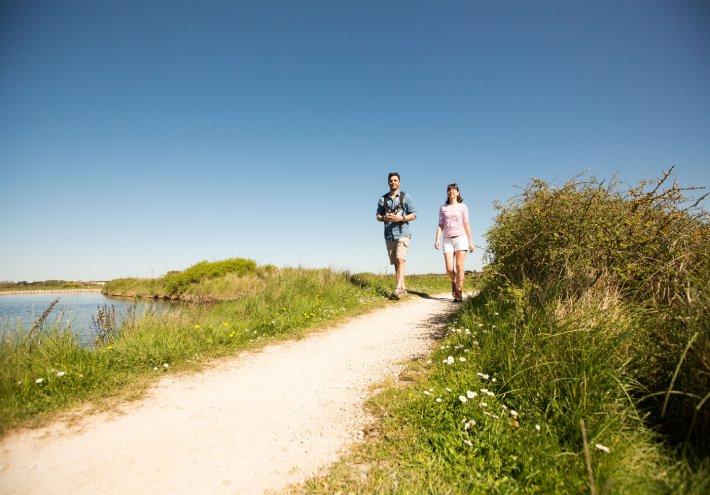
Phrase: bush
[
  {"left": 163, "top": 258, "right": 257, "bottom": 295},
  {"left": 485, "top": 170, "right": 709, "bottom": 451}
]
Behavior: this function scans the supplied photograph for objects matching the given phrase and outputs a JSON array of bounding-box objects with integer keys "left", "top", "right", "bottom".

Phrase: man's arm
[
  {"left": 376, "top": 198, "right": 386, "bottom": 222},
  {"left": 402, "top": 196, "right": 417, "bottom": 223}
]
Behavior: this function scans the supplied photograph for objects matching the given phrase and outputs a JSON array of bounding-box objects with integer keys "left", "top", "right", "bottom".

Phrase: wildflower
[
  {"left": 464, "top": 349, "right": 470, "bottom": 353},
  {"left": 501, "top": 404, "right": 507, "bottom": 410},
  {"left": 491, "top": 378, "right": 497, "bottom": 383},
  {"left": 484, "top": 412, "right": 500, "bottom": 419},
  {"left": 463, "top": 439, "right": 473, "bottom": 447},
  {"left": 446, "top": 387, "right": 452, "bottom": 392},
  {"left": 424, "top": 390, "right": 432, "bottom": 396},
  {"left": 458, "top": 395, "right": 469, "bottom": 403},
  {"left": 35, "top": 378, "right": 44, "bottom": 384},
  {"left": 436, "top": 398, "right": 443, "bottom": 403},
  {"left": 509, "top": 410, "right": 518, "bottom": 418},
  {"left": 153, "top": 367, "right": 158, "bottom": 371},
  {"left": 476, "top": 372, "right": 489, "bottom": 380},
  {"left": 464, "top": 419, "right": 476, "bottom": 430},
  {"left": 479, "top": 401, "right": 488, "bottom": 408},
  {"left": 480, "top": 388, "right": 494, "bottom": 397},
  {"left": 466, "top": 390, "right": 478, "bottom": 399},
  {"left": 494, "top": 312, "right": 499, "bottom": 316},
  {"left": 595, "top": 443, "right": 611, "bottom": 453},
  {"left": 535, "top": 424, "right": 541, "bottom": 432},
  {"left": 458, "top": 356, "right": 467, "bottom": 362},
  {"left": 477, "top": 323, "right": 483, "bottom": 327},
  {"left": 56, "top": 371, "right": 66, "bottom": 378},
  {"left": 444, "top": 356, "right": 455, "bottom": 365},
  {"left": 163, "top": 363, "right": 169, "bottom": 369},
  {"left": 428, "top": 388, "right": 434, "bottom": 392}
]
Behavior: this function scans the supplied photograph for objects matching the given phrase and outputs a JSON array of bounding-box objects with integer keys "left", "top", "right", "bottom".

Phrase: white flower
[
  {"left": 595, "top": 443, "right": 611, "bottom": 453},
  {"left": 510, "top": 410, "right": 518, "bottom": 418},
  {"left": 444, "top": 356, "right": 455, "bottom": 365},
  {"left": 458, "top": 395, "right": 468, "bottom": 403},
  {"left": 163, "top": 363, "right": 169, "bottom": 369},
  {"left": 466, "top": 390, "right": 478, "bottom": 399},
  {"left": 463, "top": 439, "right": 473, "bottom": 447},
  {"left": 476, "top": 372, "right": 489, "bottom": 380},
  {"left": 494, "top": 312, "right": 499, "bottom": 316},
  {"left": 484, "top": 412, "right": 500, "bottom": 419},
  {"left": 479, "top": 401, "right": 488, "bottom": 408},
  {"left": 436, "top": 397, "right": 443, "bottom": 403},
  {"left": 458, "top": 356, "right": 467, "bottom": 362},
  {"left": 477, "top": 323, "right": 483, "bottom": 327},
  {"left": 535, "top": 424, "right": 541, "bottom": 432},
  {"left": 501, "top": 404, "right": 507, "bottom": 410},
  {"left": 428, "top": 388, "right": 434, "bottom": 392},
  {"left": 464, "top": 419, "right": 476, "bottom": 430},
  {"left": 424, "top": 390, "right": 432, "bottom": 396},
  {"left": 153, "top": 367, "right": 158, "bottom": 371},
  {"left": 35, "top": 378, "right": 44, "bottom": 384},
  {"left": 464, "top": 349, "right": 470, "bottom": 353},
  {"left": 491, "top": 378, "right": 497, "bottom": 383},
  {"left": 446, "top": 387, "right": 452, "bottom": 392},
  {"left": 56, "top": 371, "right": 66, "bottom": 377},
  {"left": 480, "top": 388, "right": 495, "bottom": 397}
]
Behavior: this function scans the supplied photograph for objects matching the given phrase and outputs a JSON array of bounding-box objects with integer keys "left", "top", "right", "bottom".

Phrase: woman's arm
[
  {"left": 463, "top": 204, "right": 474, "bottom": 252},
  {"left": 434, "top": 225, "right": 442, "bottom": 250}
]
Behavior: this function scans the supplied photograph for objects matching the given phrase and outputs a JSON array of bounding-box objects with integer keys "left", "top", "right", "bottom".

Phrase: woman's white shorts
[{"left": 443, "top": 235, "right": 468, "bottom": 253}]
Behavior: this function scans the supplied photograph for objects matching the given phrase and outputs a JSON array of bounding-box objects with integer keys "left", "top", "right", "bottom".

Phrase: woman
[{"left": 434, "top": 183, "right": 474, "bottom": 302}]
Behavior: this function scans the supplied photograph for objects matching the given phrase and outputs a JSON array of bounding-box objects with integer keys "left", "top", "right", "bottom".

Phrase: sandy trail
[{"left": 0, "top": 294, "right": 455, "bottom": 495}]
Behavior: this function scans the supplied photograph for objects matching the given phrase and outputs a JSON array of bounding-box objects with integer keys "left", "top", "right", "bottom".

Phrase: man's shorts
[
  {"left": 385, "top": 236, "right": 410, "bottom": 264},
  {"left": 443, "top": 235, "right": 468, "bottom": 254}
]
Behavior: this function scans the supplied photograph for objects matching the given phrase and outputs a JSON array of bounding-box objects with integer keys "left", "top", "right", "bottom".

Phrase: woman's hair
[{"left": 445, "top": 183, "right": 463, "bottom": 205}]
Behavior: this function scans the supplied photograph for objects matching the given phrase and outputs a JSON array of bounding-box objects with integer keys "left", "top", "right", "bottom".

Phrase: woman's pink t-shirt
[{"left": 438, "top": 202, "right": 469, "bottom": 239}]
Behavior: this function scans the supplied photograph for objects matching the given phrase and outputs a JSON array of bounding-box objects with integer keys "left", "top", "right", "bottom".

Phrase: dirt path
[{"left": 0, "top": 294, "right": 456, "bottom": 495}]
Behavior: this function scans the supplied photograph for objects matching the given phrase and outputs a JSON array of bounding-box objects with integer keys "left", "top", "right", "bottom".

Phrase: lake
[{"left": 0, "top": 291, "right": 170, "bottom": 346}]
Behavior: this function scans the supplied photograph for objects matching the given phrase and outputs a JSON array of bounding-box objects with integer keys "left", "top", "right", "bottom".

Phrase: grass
[
  {"left": 0, "top": 266, "right": 452, "bottom": 436},
  {"left": 0, "top": 280, "right": 103, "bottom": 292}
]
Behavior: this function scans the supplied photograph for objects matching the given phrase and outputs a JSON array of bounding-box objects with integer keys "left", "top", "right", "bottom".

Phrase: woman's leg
[
  {"left": 455, "top": 250, "right": 467, "bottom": 296},
  {"left": 444, "top": 251, "right": 455, "bottom": 296}
]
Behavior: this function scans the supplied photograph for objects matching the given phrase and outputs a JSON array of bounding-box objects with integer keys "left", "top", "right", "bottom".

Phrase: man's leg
[{"left": 395, "top": 258, "right": 406, "bottom": 290}]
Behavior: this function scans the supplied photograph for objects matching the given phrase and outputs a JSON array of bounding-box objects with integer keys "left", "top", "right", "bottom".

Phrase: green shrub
[
  {"left": 163, "top": 258, "right": 257, "bottom": 295},
  {"left": 485, "top": 170, "right": 709, "bottom": 451}
]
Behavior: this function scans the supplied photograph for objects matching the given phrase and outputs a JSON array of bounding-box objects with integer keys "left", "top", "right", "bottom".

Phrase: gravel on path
[{"left": 0, "top": 294, "right": 455, "bottom": 495}]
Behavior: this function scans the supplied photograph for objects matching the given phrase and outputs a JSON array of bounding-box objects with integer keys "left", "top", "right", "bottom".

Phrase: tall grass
[{"left": 0, "top": 267, "right": 451, "bottom": 435}]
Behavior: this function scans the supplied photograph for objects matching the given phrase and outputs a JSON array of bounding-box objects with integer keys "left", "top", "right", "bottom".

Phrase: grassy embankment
[
  {"left": 298, "top": 171, "right": 709, "bottom": 494},
  {"left": 0, "top": 259, "right": 451, "bottom": 436},
  {"left": 0, "top": 280, "right": 103, "bottom": 293}
]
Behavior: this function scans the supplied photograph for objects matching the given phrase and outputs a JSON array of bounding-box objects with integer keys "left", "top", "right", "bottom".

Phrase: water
[{"left": 0, "top": 291, "right": 170, "bottom": 346}]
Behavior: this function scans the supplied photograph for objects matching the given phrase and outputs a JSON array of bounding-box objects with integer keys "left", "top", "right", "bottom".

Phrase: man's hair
[{"left": 388, "top": 172, "right": 400, "bottom": 180}]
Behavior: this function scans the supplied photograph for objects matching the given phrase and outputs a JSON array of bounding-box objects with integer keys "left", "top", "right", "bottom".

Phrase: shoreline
[{"left": 0, "top": 288, "right": 103, "bottom": 296}]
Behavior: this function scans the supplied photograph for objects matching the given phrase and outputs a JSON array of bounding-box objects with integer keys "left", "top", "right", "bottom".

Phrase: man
[{"left": 376, "top": 172, "right": 417, "bottom": 297}]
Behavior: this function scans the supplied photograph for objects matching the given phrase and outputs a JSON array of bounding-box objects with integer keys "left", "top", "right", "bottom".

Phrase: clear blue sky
[{"left": 1, "top": 1, "right": 708, "bottom": 281}]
